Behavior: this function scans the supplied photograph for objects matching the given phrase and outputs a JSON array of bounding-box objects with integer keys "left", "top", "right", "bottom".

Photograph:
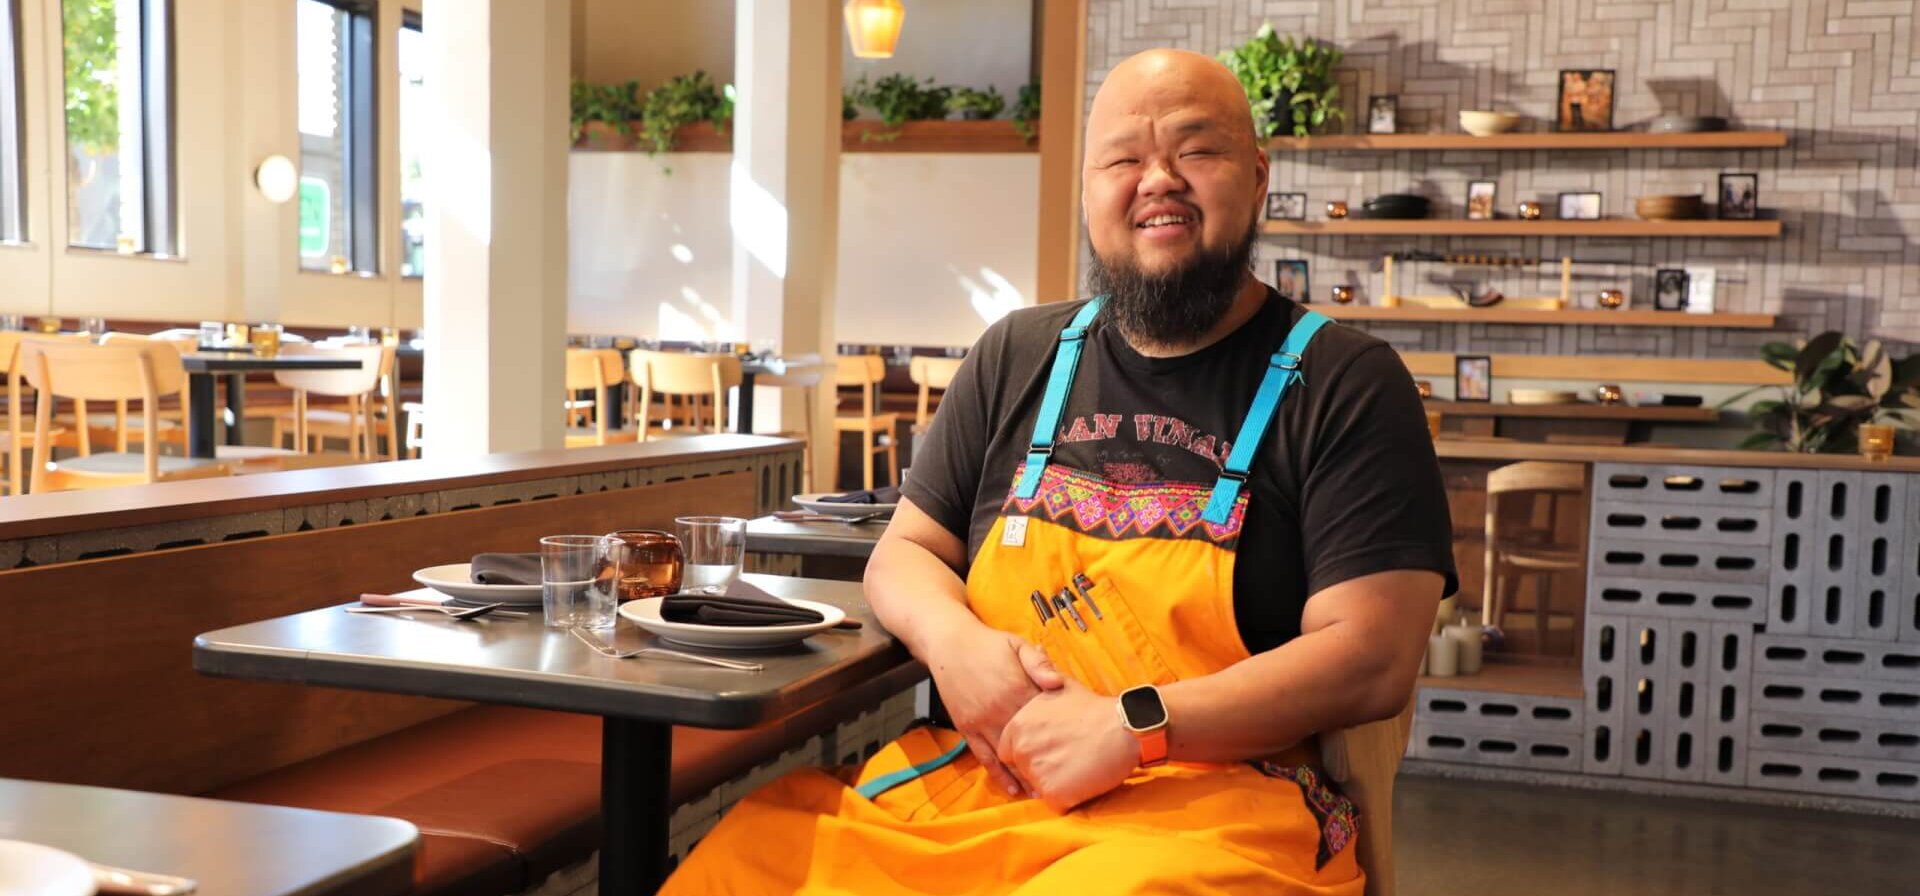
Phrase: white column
[
  {"left": 420, "top": 0, "right": 570, "bottom": 457},
  {"left": 732, "top": 0, "right": 840, "bottom": 487}
]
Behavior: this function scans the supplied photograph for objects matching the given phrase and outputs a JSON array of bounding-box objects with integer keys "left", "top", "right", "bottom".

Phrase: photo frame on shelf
[
  {"left": 1683, "top": 266, "right": 1717, "bottom": 314},
  {"left": 1719, "top": 173, "right": 1758, "bottom": 220},
  {"left": 1557, "top": 191, "right": 1602, "bottom": 220},
  {"left": 1556, "top": 69, "right": 1615, "bottom": 131},
  {"left": 1368, "top": 95, "right": 1398, "bottom": 134},
  {"left": 1454, "top": 355, "right": 1492, "bottom": 402},
  {"left": 1266, "top": 192, "right": 1307, "bottom": 220},
  {"left": 1654, "top": 268, "right": 1690, "bottom": 311},
  {"left": 1273, "top": 259, "right": 1310, "bottom": 303},
  {"left": 1466, "top": 181, "right": 1497, "bottom": 220}
]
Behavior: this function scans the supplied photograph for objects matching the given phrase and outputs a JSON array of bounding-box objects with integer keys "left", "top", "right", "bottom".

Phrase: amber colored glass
[
  {"left": 1859, "top": 424, "right": 1895, "bottom": 462},
  {"left": 600, "top": 529, "right": 684, "bottom": 600}
]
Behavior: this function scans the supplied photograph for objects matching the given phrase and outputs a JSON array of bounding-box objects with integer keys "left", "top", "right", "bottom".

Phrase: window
[
  {"left": 397, "top": 11, "right": 424, "bottom": 277},
  {"left": 296, "top": 0, "right": 376, "bottom": 273},
  {"left": 61, "top": 0, "right": 173, "bottom": 254},
  {"left": 1, "top": 0, "right": 24, "bottom": 244}
]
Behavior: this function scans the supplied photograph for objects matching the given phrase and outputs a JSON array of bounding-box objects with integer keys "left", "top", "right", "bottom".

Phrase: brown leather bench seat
[{"left": 207, "top": 665, "right": 922, "bottom": 896}]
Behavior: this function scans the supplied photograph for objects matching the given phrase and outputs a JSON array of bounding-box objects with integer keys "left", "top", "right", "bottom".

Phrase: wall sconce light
[
  {"left": 844, "top": 0, "right": 904, "bottom": 59},
  {"left": 254, "top": 154, "right": 298, "bottom": 204}
]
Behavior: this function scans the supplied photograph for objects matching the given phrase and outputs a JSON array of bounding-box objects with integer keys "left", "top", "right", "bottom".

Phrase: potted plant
[
  {"left": 637, "top": 71, "right": 734, "bottom": 157},
  {"left": 1011, "top": 82, "right": 1040, "bottom": 140},
  {"left": 848, "top": 74, "right": 952, "bottom": 140},
  {"left": 1724, "top": 332, "right": 1920, "bottom": 455},
  {"left": 570, "top": 79, "right": 642, "bottom": 148},
  {"left": 946, "top": 86, "right": 1005, "bottom": 120},
  {"left": 1216, "top": 24, "right": 1346, "bottom": 139}
]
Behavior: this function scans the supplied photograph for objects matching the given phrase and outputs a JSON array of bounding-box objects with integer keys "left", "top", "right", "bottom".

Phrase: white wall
[
  {"left": 841, "top": 0, "right": 1034, "bottom": 103},
  {"left": 566, "top": 151, "right": 1039, "bottom": 348}
]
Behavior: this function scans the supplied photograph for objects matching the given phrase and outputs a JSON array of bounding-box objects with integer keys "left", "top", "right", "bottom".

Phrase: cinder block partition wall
[{"left": 1085, "top": 1, "right": 1920, "bottom": 354}]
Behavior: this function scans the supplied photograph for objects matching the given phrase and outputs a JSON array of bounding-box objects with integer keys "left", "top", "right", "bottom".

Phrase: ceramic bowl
[
  {"left": 1459, "top": 110, "right": 1522, "bottom": 137},
  {"left": 1634, "top": 194, "right": 1707, "bottom": 220},
  {"left": 1648, "top": 115, "right": 1729, "bottom": 133}
]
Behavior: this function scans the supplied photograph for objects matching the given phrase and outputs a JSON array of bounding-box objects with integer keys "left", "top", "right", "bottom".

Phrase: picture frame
[
  {"left": 1454, "top": 355, "right": 1492, "bottom": 402},
  {"left": 1273, "top": 259, "right": 1310, "bottom": 303},
  {"left": 1557, "top": 191, "right": 1602, "bottom": 220},
  {"left": 1466, "top": 181, "right": 1497, "bottom": 221},
  {"left": 1718, "top": 172, "right": 1758, "bottom": 220},
  {"left": 1683, "top": 266, "right": 1717, "bottom": 314},
  {"left": 1367, "top": 95, "right": 1398, "bottom": 134},
  {"left": 1654, "top": 268, "right": 1690, "bottom": 311},
  {"left": 1556, "top": 69, "right": 1615, "bottom": 132},
  {"left": 1265, "top": 192, "right": 1307, "bottom": 221}
]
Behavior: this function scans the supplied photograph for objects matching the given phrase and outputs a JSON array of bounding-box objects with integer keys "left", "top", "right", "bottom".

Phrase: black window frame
[
  {"left": 0, "top": 0, "right": 25, "bottom": 245},
  {"left": 301, "top": 0, "right": 378, "bottom": 274},
  {"left": 58, "top": 0, "right": 176, "bottom": 256}
]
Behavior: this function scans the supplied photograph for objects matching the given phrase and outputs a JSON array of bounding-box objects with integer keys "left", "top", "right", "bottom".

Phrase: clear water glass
[
  {"left": 540, "top": 535, "right": 612, "bottom": 630},
  {"left": 198, "top": 320, "right": 223, "bottom": 347},
  {"left": 675, "top": 516, "right": 747, "bottom": 594}
]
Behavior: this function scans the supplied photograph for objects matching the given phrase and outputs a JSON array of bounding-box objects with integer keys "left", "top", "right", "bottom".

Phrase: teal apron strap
[
  {"left": 854, "top": 738, "right": 970, "bottom": 800},
  {"left": 1200, "top": 311, "right": 1332, "bottom": 525},
  {"left": 1013, "top": 297, "right": 1105, "bottom": 500}
]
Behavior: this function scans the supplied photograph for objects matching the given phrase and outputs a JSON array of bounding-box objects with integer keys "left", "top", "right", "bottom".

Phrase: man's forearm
[{"left": 863, "top": 534, "right": 985, "bottom": 662}]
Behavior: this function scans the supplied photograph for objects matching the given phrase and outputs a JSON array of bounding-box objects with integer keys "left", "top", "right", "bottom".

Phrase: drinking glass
[
  {"left": 347, "top": 325, "right": 373, "bottom": 343},
  {"left": 676, "top": 516, "right": 747, "bottom": 594},
  {"left": 199, "top": 320, "right": 224, "bottom": 347},
  {"left": 599, "top": 529, "right": 683, "bottom": 600},
  {"left": 250, "top": 324, "right": 283, "bottom": 358},
  {"left": 0, "top": 314, "right": 24, "bottom": 332},
  {"left": 540, "top": 535, "right": 607, "bottom": 629},
  {"left": 81, "top": 317, "right": 106, "bottom": 337}
]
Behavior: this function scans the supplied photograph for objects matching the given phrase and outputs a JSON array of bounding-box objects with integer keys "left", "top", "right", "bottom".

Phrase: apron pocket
[{"left": 1078, "top": 576, "right": 1179, "bottom": 689}]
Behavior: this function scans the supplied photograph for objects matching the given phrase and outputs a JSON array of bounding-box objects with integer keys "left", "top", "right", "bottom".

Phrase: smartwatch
[{"left": 1116, "top": 684, "right": 1169, "bottom": 768}]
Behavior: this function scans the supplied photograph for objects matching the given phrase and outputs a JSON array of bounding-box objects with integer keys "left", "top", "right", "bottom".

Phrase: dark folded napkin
[
  {"left": 817, "top": 486, "right": 901, "bottom": 505},
  {"left": 470, "top": 552, "right": 544, "bottom": 586},
  {"left": 661, "top": 580, "right": 826, "bottom": 627}
]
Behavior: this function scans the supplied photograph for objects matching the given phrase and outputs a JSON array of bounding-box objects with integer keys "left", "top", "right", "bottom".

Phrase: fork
[
  {"left": 570, "top": 627, "right": 764, "bottom": 671},
  {"left": 348, "top": 603, "right": 505, "bottom": 621}
]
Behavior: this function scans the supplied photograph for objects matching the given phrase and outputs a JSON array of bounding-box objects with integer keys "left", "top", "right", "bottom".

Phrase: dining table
[
  {"left": 191, "top": 574, "right": 918, "bottom": 896},
  {"left": 179, "top": 353, "right": 363, "bottom": 459},
  {"left": 0, "top": 776, "right": 417, "bottom": 896}
]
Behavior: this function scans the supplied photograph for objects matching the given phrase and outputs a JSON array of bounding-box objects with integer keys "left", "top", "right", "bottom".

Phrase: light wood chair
[
  {"left": 564, "top": 348, "right": 639, "bottom": 447},
  {"left": 628, "top": 350, "right": 742, "bottom": 438},
  {"left": 3, "top": 333, "right": 84, "bottom": 495},
  {"left": 402, "top": 401, "right": 426, "bottom": 458},
  {"left": 834, "top": 355, "right": 898, "bottom": 490},
  {"left": 83, "top": 334, "right": 191, "bottom": 452},
  {"left": 269, "top": 344, "right": 388, "bottom": 461},
  {"left": 908, "top": 356, "right": 964, "bottom": 434},
  {"left": 18, "top": 339, "right": 230, "bottom": 492},
  {"left": 1482, "top": 461, "right": 1588, "bottom": 657},
  {"left": 272, "top": 345, "right": 400, "bottom": 459},
  {"left": 755, "top": 354, "right": 827, "bottom": 490},
  {"left": 1319, "top": 700, "right": 1415, "bottom": 896}
]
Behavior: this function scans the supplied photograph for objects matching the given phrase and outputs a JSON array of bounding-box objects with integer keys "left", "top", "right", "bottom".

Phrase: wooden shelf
[
  {"left": 1426, "top": 400, "right": 1720, "bottom": 422},
  {"left": 1400, "top": 352, "right": 1791, "bottom": 385},
  {"left": 1318, "top": 305, "right": 1776, "bottom": 329},
  {"left": 841, "top": 120, "right": 1036, "bottom": 153},
  {"left": 1269, "top": 130, "right": 1790, "bottom": 152},
  {"left": 1263, "top": 219, "right": 1781, "bottom": 238},
  {"left": 1419, "top": 661, "right": 1583, "bottom": 699},
  {"left": 572, "top": 121, "right": 730, "bottom": 153}
]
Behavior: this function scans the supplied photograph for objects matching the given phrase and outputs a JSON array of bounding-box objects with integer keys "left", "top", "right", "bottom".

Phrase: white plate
[
  {"left": 792, "top": 493, "right": 897, "bottom": 517},
  {"left": 411, "top": 563, "right": 544, "bottom": 606},
  {"left": 0, "top": 841, "right": 96, "bottom": 896},
  {"left": 617, "top": 596, "right": 846, "bottom": 650}
]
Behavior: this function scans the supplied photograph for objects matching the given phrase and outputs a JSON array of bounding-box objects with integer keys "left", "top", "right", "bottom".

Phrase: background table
[
  {"left": 192, "top": 575, "right": 918, "bottom": 896},
  {"left": 180, "top": 354, "right": 363, "bottom": 459},
  {"left": 0, "top": 776, "right": 416, "bottom": 896},
  {"left": 745, "top": 515, "right": 882, "bottom": 581}
]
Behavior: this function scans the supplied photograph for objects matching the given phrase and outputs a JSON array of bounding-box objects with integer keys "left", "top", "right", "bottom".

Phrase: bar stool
[
  {"left": 755, "top": 354, "right": 827, "bottom": 490},
  {"left": 628, "top": 350, "right": 742, "bottom": 437},
  {"left": 1482, "top": 461, "right": 1588, "bottom": 657},
  {"left": 17, "top": 339, "right": 231, "bottom": 492},
  {"left": 834, "top": 355, "right": 898, "bottom": 490}
]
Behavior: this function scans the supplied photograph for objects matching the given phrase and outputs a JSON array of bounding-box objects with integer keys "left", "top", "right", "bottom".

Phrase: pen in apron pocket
[
  {"left": 1030, "top": 590, "right": 1055, "bottom": 626},
  {"left": 1071, "top": 573, "right": 1104, "bottom": 620},
  {"left": 1052, "top": 589, "right": 1087, "bottom": 631}
]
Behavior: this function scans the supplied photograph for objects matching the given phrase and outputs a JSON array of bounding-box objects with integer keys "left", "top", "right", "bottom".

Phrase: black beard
[{"left": 1086, "top": 219, "right": 1258, "bottom": 347}]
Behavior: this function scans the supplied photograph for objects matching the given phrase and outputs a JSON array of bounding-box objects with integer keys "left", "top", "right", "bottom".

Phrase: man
[{"left": 662, "top": 48, "right": 1455, "bottom": 894}]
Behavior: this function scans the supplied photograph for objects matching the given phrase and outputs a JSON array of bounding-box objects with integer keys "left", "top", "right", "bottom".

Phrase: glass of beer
[{"left": 599, "top": 529, "right": 684, "bottom": 600}]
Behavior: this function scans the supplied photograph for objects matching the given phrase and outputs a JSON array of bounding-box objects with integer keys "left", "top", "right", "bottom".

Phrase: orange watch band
[{"left": 1136, "top": 726, "right": 1169, "bottom": 768}]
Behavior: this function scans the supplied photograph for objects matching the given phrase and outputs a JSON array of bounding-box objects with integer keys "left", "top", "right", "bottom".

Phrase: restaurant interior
[{"left": 4, "top": 0, "right": 1920, "bottom": 894}]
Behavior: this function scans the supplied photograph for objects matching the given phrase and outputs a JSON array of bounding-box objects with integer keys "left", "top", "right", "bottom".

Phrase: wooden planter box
[
  {"left": 841, "top": 119, "right": 1036, "bottom": 153},
  {"left": 572, "top": 120, "right": 730, "bottom": 153}
]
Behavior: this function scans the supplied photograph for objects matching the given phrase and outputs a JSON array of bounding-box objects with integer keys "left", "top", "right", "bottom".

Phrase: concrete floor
[{"left": 1395, "top": 774, "right": 1920, "bottom": 896}]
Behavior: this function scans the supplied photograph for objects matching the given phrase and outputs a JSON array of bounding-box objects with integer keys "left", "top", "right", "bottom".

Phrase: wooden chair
[
  {"left": 564, "top": 349, "right": 639, "bottom": 447},
  {"left": 1319, "top": 700, "right": 1415, "bottom": 896},
  {"left": 1482, "top": 461, "right": 1588, "bottom": 657},
  {"left": 908, "top": 356, "right": 963, "bottom": 434},
  {"left": 83, "top": 334, "right": 192, "bottom": 452},
  {"left": 834, "top": 355, "right": 898, "bottom": 490},
  {"left": 754, "top": 355, "right": 827, "bottom": 490},
  {"left": 402, "top": 401, "right": 426, "bottom": 459},
  {"left": 18, "top": 339, "right": 230, "bottom": 492},
  {"left": 628, "top": 350, "right": 742, "bottom": 438},
  {"left": 267, "top": 344, "right": 388, "bottom": 461},
  {"left": 273, "top": 345, "right": 401, "bottom": 460},
  {"left": 2, "top": 333, "right": 84, "bottom": 495}
]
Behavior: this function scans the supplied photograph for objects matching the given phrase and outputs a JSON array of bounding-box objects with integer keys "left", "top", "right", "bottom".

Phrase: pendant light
[{"left": 844, "top": 0, "right": 905, "bottom": 60}]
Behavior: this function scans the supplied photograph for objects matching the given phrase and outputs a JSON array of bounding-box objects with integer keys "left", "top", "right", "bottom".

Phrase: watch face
[{"left": 1120, "top": 686, "right": 1167, "bottom": 730}]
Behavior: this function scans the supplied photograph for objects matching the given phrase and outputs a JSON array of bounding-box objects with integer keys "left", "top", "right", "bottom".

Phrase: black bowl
[{"left": 1361, "top": 194, "right": 1432, "bottom": 220}]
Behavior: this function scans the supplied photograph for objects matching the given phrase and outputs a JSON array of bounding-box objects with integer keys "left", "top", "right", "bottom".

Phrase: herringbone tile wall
[{"left": 1085, "top": 0, "right": 1920, "bottom": 358}]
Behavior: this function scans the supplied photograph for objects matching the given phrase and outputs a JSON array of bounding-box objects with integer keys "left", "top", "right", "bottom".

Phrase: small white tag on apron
[{"left": 1001, "top": 516, "right": 1029, "bottom": 547}]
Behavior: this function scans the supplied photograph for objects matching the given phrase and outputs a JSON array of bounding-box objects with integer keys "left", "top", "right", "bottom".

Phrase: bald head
[{"left": 1086, "top": 49, "right": 1261, "bottom": 156}]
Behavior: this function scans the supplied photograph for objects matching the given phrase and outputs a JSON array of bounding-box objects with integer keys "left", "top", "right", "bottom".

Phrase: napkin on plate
[
  {"left": 661, "top": 580, "right": 826, "bottom": 627},
  {"left": 470, "top": 553, "right": 544, "bottom": 585},
  {"left": 816, "top": 485, "right": 901, "bottom": 505}
]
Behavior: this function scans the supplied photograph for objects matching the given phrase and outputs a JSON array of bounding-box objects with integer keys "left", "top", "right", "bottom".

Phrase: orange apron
[{"left": 662, "top": 300, "right": 1360, "bottom": 895}]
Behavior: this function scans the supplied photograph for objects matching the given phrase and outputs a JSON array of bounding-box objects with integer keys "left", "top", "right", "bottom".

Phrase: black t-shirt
[{"left": 902, "top": 288, "right": 1459, "bottom": 655}]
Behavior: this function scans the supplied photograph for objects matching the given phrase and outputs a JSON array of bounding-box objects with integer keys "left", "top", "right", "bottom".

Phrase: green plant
[
  {"left": 1723, "top": 332, "right": 1920, "bottom": 453},
  {"left": 570, "top": 78, "right": 641, "bottom": 141},
  {"left": 850, "top": 74, "right": 952, "bottom": 138},
  {"left": 637, "top": 70, "right": 734, "bottom": 155},
  {"left": 946, "top": 86, "right": 1005, "bottom": 120},
  {"left": 62, "top": 0, "right": 120, "bottom": 154},
  {"left": 1216, "top": 24, "right": 1345, "bottom": 139},
  {"left": 843, "top": 89, "right": 859, "bottom": 122},
  {"left": 1011, "top": 81, "right": 1040, "bottom": 140}
]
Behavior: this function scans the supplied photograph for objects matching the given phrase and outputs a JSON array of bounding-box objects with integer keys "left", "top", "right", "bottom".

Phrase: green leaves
[
  {"left": 849, "top": 74, "right": 953, "bottom": 130},
  {"left": 638, "top": 71, "right": 732, "bottom": 156},
  {"left": 63, "top": 0, "right": 122, "bottom": 154},
  {"left": 1012, "top": 82, "right": 1041, "bottom": 141},
  {"left": 1740, "top": 330, "right": 1920, "bottom": 454},
  {"left": 946, "top": 86, "right": 1005, "bottom": 119},
  {"left": 1217, "top": 25, "right": 1346, "bottom": 138}
]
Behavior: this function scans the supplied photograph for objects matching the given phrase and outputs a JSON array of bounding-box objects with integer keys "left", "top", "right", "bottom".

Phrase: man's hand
[
  {"left": 925, "top": 627, "right": 1064, "bottom": 796},
  {"left": 995, "top": 648, "right": 1139, "bottom": 813}
]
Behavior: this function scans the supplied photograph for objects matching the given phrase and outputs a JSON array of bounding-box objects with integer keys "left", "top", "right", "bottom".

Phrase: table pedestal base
[{"left": 600, "top": 717, "right": 673, "bottom": 895}]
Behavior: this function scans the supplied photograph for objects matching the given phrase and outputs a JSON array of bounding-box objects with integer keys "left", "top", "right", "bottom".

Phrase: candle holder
[
  {"left": 1415, "top": 380, "right": 1434, "bottom": 399},
  {"left": 1598, "top": 288, "right": 1626, "bottom": 309},
  {"left": 1330, "top": 285, "right": 1354, "bottom": 304},
  {"left": 1595, "top": 383, "right": 1623, "bottom": 404},
  {"left": 1517, "top": 200, "right": 1542, "bottom": 220},
  {"left": 1860, "top": 423, "right": 1896, "bottom": 462},
  {"left": 1325, "top": 200, "right": 1349, "bottom": 220}
]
